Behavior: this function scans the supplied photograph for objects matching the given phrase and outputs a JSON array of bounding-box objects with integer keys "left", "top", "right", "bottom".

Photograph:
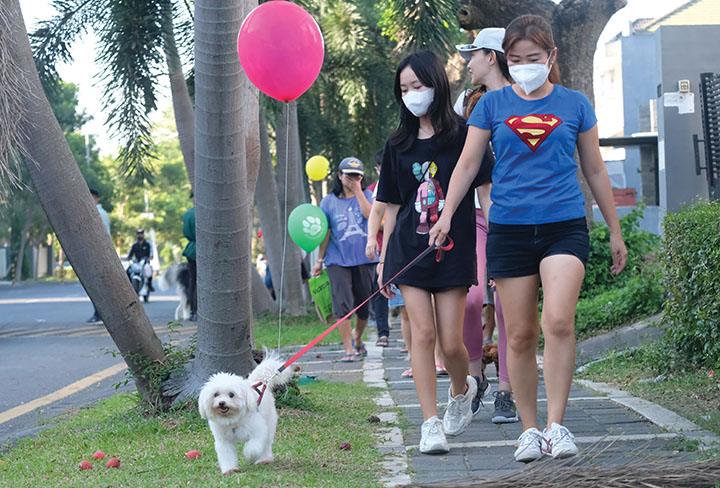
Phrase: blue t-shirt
[
  {"left": 320, "top": 190, "right": 377, "bottom": 267},
  {"left": 467, "top": 84, "right": 597, "bottom": 225}
]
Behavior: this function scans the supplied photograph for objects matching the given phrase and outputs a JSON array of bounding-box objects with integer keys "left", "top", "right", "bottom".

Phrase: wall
[{"left": 656, "top": 25, "right": 720, "bottom": 212}]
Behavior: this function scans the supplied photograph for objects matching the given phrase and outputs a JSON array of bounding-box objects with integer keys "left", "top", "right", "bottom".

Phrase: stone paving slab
[{"left": 279, "top": 332, "right": 711, "bottom": 487}]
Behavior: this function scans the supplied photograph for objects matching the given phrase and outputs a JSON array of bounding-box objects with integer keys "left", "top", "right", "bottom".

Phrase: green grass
[
  {"left": 0, "top": 380, "right": 386, "bottom": 488},
  {"left": 253, "top": 312, "right": 364, "bottom": 350},
  {"left": 577, "top": 346, "right": 720, "bottom": 439}
]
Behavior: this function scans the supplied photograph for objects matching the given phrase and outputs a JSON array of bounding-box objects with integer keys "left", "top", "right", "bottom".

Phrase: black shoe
[
  {"left": 86, "top": 315, "right": 102, "bottom": 324},
  {"left": 189, "top": 314, "right": 197, "bottom": 322},
  {"left": 492, "top": 390, "right": 519, "bottom": 423},
  {"left": 471, "top": 374, "right": 491, "bottom": 416}
]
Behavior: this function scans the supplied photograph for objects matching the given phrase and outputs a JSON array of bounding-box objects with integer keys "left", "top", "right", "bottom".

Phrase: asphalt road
[{"left": 0, "top": 280, "right": 194, "bottom": 451}]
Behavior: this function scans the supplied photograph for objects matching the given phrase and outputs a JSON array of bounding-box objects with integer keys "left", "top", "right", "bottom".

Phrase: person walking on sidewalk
[
  {"left": 182, "top": 196, "right": 197, "bottom": 321},
  {"left": 86, "top": 188, "right": 111, "bottom": 324},
  {"left": 376, "top": 51, "right": 494, "bottom": 455},
  {"left": 430, "top": 15, "right": 627, "bottom": 462},
  {"left": 312, "top": 157, "right": 377, "bottom": 363},
  {"left": 454, "top": 27, "right": 519, "bottom": 424}
]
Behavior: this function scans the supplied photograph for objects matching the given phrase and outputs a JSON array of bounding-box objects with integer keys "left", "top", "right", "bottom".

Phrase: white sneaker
[
  {"left": 543, "top": 422, "right": 579, "bottom": 458},
  {"left": 419, "top": 416, "right": 449, "bottom": 454},
  {"left": 443, "top": 375, "right": 477, "bottom": 436},
  {"left": 514, "top": 427, "right": 544, "bottom": 462}
]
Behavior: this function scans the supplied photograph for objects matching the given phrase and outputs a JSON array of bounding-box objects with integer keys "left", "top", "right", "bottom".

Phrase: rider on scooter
[{"left": 127, "top": 229, "right": 154, "bottom": 291}]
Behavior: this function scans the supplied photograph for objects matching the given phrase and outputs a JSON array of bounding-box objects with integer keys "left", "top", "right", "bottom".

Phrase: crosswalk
[{"left": 0, "top": 323, "right": 198, "bottom": 339}]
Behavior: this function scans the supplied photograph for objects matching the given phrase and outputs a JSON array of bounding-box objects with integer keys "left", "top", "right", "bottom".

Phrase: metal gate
[{"left": 694, "top": 72, "right": 720, "bottom": 199}]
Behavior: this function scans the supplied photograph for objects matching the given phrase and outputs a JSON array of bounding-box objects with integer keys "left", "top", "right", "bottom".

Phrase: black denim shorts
[{"left": 486, "top": 217, "right": 590, "bottom": 279}]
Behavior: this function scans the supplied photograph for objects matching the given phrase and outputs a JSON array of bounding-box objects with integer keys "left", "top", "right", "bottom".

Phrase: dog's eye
[
  {"left": 214, "top": 392, "right": 219, "bottom": 397},
  {"left": 229, "top": 393, "right": 234, "bottom": 398}
]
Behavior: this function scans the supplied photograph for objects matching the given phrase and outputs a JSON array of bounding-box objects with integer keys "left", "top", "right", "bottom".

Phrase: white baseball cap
[{"left": 456, "top": 27, "right": 506, "bottom": 60}]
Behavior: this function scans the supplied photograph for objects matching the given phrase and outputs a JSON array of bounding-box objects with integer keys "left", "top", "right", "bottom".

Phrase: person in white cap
[{"left": 454, "top": 28, "right": 521, "bottom": 428}]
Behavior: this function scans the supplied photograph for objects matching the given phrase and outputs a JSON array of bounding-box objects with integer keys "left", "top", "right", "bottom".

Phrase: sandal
[
  {"left": 401, "top": 368, "right": 413, "bottom": 377},
  {"left": 376, "top": 336, "right": 389, "bottom": 347},
  {"left": 435, "top": 364, "right": 448, "bottom": 376},
  {"left": 400, "top": 346, "right": 409, "bottom": 354},
  {"left": 351, "top": 339, "right": 367, "bottom": 357},
  {"left": 340, "top": 354, "right": 355, "bottom": 363}
]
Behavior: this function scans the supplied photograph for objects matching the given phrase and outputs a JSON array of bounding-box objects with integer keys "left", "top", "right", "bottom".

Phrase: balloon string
[{"left": 278, "top": 102, "right": 290, "bottom": 350}]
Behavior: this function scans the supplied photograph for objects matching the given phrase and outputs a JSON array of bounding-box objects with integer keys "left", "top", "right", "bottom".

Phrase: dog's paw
[{"left": 223, "top": 468, "right": 240, "bottom": 475}]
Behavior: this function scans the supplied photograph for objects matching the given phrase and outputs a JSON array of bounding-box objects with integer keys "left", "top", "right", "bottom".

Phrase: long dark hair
[
  {"left": 389, "top": 50, "right": 464, "bottom": 153},
  {"left": 503, "top": 15, "right": 561, "bottom": 84}
]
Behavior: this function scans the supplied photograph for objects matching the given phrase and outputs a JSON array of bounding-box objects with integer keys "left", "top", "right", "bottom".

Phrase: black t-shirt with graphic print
[{"left": 376, "top": 126, "right": 493, "bottom": 290}]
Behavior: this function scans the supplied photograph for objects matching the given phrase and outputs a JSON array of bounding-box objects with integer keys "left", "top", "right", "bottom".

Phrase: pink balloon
[{"left": 237, "top": 1, "right": 324, "bottom": 102}]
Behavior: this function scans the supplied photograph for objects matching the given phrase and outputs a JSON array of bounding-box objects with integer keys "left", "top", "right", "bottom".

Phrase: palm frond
[{"left": 378, "top": 0, "right": 462, "bottom": 55}]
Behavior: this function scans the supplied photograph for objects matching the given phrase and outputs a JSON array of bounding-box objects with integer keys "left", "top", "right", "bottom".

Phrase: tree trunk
[
  {"left": 14, "top": 214, "right": 31, "bottom": 282},
  {"left": 5, "top": 0, "right": 166, "bottom": 402},
  {"left": 273, "top": 102, "right": 307, "bottom": 314},
  {"left": 164, "top": 0, "right": 258, "bottom": 402},
  {"left": 456, "top": 0, "right": 626, "bottom": 224},
  {"left": 160, "top": 0, "right": 195, "bottom": 193}
]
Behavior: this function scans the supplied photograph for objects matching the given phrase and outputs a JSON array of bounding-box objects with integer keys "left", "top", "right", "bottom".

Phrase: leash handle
[{"left": 282, "top": 239, "right": 449, "bottom": 370}]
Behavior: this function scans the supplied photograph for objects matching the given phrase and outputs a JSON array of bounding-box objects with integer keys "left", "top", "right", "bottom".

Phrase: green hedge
[
  {"left": 575, "top": 264, "right": 664, "bottom": 340},
  {"left": 662, "top": 201, "right": 720, "bottom": 369},
  {"left": 581, "top": 205, "right": 660, "bottom": 299}
]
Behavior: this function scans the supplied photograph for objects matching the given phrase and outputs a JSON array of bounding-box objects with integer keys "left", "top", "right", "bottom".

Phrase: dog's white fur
[
  {"left": 198, "top": 352, "right": 293, "bottom": 474},
  {"left": 158, "top": 263, "right": 191, "bottom": 320}
]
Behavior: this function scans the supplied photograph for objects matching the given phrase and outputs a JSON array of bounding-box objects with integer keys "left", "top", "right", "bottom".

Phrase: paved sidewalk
[{"left": 291, "top": 330, "right": 719, "bottom": 487}]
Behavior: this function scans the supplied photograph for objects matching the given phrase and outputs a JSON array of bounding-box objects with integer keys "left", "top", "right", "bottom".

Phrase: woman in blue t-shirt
[
  {"left": 312, "top": 157, "right": 377, "bottom": 363},
  {"left": 430, "top": 15, "right": 628, "bottom": 463}
]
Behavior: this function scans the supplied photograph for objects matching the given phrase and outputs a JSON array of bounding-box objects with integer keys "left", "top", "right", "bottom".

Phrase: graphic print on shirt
[
  {"left": 504, "top": 114, "right": 563, "bottom": 152},
  {"left": 338, "top": 206, "right": 367, "bottom": 242},
  {"left": 413, "top": 161, "right": 445, "bottom": 234}
]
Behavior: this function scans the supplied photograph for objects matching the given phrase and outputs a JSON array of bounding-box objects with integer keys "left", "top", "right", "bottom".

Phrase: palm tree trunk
[
  {"left": 160, "top": 0, "right": 195, "bottom": 192},
  {"left": 164, "top": 0, "right": 259, "bottom": 402},
  {"left": 4, "top": 0, "right": 166, "bottom": 402}
]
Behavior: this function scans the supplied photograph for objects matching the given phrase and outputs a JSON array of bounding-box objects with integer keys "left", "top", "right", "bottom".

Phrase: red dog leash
[{"left": 252, "top": 238, "right": 454, "bottom": 404}]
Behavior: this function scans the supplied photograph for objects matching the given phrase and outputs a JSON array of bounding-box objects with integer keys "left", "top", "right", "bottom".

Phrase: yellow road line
[
  {"left": 0, "top": 328, "right": 64, "bottom": 338},
  {"left": 32, "top": 326, "right": 95, "bottom": 337},
  {"left": 0, "top": 362, "right": 128, "bottom": 425},
  {"left": 0, "top": 296, "right": 180, "bottom": 305}
]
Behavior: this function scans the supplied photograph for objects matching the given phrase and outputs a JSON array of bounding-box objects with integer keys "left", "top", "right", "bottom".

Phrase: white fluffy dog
[
  {"left": 198, "top": 352, "right": 293, "bottom": 474},
  {"left": 157, "top": 263, "right": 191, "bottom": 320}
]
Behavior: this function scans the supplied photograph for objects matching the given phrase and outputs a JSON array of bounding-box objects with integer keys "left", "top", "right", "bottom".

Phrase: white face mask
[
  {"left": 402, "top": 88, "right": 435, "bottom": 117},
  {"left": 509, "top": 58, "right": 552, "bottom": 95}
]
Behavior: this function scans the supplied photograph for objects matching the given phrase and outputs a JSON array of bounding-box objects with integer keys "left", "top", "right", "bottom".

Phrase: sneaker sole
[
  {"left": 492, "top": 414, "right": 519, "bottom": 423},
  {"left": 420, "top": 445, "right": 450, "bottom": 455},
  {"left": 552, "top": 447, "right": 579, "bottom": 459},
  {"left": 514, "top": 451, "right": 543, "bottom": 463}
]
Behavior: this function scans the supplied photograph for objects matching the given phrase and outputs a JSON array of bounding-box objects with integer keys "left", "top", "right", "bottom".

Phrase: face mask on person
[
  {"left": 509, "top": 58, "right": 552, "bottom": 95},
  {"left": 402, "top": 88, "right": 435, "bottom": 117}
]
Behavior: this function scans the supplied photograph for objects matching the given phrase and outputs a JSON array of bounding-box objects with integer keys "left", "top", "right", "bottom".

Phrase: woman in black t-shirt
[{"left": 375, "top": 51, "right": 493, "bottom": 454}]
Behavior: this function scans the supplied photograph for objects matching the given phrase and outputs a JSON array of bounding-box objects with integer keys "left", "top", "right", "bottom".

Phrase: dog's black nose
[{"left": 219, "top": 401, "right": 226, "bottom": 407}]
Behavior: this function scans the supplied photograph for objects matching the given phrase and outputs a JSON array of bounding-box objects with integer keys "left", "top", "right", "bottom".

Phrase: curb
[
  {"left": 362, "top": 339, "right": 412, "bottom": 488},
  {"left": 575, "top": 313, "right": 664, "bottom": 367},
  {"left": 576, "top": 379, "right": 720, "bottom": 449}
]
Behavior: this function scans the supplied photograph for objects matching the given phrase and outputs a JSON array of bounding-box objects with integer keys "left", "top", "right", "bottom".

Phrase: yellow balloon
[{"left": 305, "top": 155, "right": 330, "bottom": 181}]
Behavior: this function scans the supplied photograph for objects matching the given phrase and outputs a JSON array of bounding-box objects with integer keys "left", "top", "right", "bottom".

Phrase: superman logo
[{"left": 504, "top": 114, "right": 563, "bottom": 152}]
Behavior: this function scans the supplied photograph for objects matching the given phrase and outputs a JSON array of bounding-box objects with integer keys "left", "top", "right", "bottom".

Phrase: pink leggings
[{"left": 462, "top": 209, "right": 510, "bottom": 384}]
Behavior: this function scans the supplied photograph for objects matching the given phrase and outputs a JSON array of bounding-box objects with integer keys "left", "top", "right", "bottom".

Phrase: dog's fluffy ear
[{"left": 198, "top": 383, "right": 212, "bottom": 419}]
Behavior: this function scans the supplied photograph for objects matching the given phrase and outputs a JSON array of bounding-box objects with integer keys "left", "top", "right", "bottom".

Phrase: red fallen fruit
[
  {"left": 316, "top": 354, "right": 323, "bottom": 358},
  {"left": 106, "top": 458, "right": 120, "bottom": 469},
  {"left": 185, "top": 450, "right": 201, "bottom": 459},
  {"left": 293, "top": 366, "right": 301, "bottom": 372},
  {"left": 78, "top": 460, "right": 93, "bottom": 470},
  {"left": 92, "top": 450, "right": 105, "bottom": 460},
  {"left": 338, "top": 441, "right": 351, "bottom": 451}
]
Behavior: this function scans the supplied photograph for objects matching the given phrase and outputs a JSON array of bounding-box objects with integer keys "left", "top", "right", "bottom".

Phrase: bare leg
[
  {"left": 353, "top": 317, "right": 368, "bottom": 348},
  {"left": 539, "top": 255, "right": 585, "bottom": 429},
  {"left": 399, "top": 306, "right": 412, "bottom": 357},
  {"left": 495, "top": 275, "right": 540, "bottom": 431},
  {"left": 433, "top": 287, "right": 470, "bottom": 397},
  {"left": 399, "top": 285, "right": 438, "bottom": 420},
  {"left": 337, "top": 318, "right": 355, "bottom": 356}
]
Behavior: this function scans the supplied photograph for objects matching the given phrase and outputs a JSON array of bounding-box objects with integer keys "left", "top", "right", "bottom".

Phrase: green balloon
[{"left": 288, "top": 203, "right": 328, "bottom": 252}]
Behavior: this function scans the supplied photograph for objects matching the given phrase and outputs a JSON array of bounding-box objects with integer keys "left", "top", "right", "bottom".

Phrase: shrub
[
  {"left": 581, "top": 205, "right": 660, "bottom": 299},
  {"left": 662, "top": 201, "right": 720, "bottom": 369},
  {"left": 575, "top": 264, "right": 664, "bottom": 339}
]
